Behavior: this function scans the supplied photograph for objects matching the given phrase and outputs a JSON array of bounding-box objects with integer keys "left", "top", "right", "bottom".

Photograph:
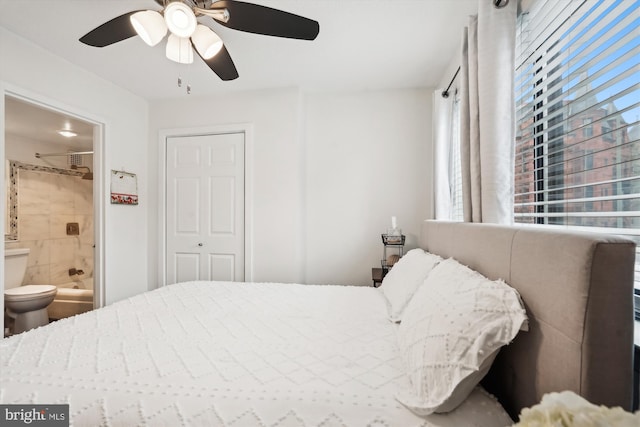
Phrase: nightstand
[
  {"left": 372, "top": 268, "right": 384, "bottom": 287},
  {"left": 371, "top": 234, "right": 406, "bottom": 287}
]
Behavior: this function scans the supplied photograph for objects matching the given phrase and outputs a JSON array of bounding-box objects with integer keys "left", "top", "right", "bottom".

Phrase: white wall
[
  {"left": 0, "top": 28, "right": 149, "bottom": 308},
  {"left": 149, "top": 87, "right": 432, "bottom": 288},
  {"left": 148, "top": 89, "right": 304, "bottom": 287},
  {"left": 304, "top": 89, "right": 431, "bottom": 286},
  {"left": 1, "top": 27, "right": 435, "bottom": 310}
]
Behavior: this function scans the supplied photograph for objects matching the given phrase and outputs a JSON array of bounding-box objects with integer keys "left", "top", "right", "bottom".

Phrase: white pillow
[
  {"left": 396, "top": 258, "right": 527, "bottom": 415},
  {"left": 380, "top": 249, "right": 442, "bottom": 322}
]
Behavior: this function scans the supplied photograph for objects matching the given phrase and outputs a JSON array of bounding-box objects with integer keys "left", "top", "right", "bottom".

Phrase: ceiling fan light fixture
[
  {"left": 130, "top": 10, "right": 167, "bottom": 46},
  {"left": 80, "top": 0, "right": 320, "bottom": 82},
  {"left": 192, "top": 25, "right": 223, "bottom": 59},
  {"left": 164, "top": 2, "right": 197, "bottom": 38},
  {"left": 166, "top": 34, "right": 194, "bottom": 64}
]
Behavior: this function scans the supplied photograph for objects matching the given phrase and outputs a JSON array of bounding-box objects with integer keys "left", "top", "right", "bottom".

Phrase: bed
[{"left": 1, "top": 220, "right": 635, "bottom": 426}]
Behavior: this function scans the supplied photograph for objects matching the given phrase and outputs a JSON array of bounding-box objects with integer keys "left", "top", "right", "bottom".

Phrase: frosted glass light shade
[
  {"left": 166, "top": 34, "right": 194, "bottom": 64},
  {"left": 130, "top": 11, "right": 167, "bottom": 46},
  {"left": 164, "top": 2, "right": 197, "bottom": 38},
  {"left": 191, "top": 25, "right": 223, "bottom": 59}
]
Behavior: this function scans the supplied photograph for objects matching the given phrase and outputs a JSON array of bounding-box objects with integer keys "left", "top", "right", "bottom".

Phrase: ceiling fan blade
[
  {"left": 194, "top": 43, "right": 239, "bottom": 81},
  {"left": 79, "top": 11, "right": 143, "bottom": 47},
  {"left": 209, "top": 1, "right": 319, "bottom": 40}
]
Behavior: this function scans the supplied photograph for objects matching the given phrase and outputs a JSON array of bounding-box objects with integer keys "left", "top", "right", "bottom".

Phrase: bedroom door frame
[
  {"left": 0, "top": 83, "right": 107, "bottom": 325},
  {"left": 158, "top": 124, "right": 254, "bottom": 286}
]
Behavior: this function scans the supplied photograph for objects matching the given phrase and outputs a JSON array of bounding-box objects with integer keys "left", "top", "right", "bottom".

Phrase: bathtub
[{"left": 47, "top": 278, "right": 94, "bottom": 320}]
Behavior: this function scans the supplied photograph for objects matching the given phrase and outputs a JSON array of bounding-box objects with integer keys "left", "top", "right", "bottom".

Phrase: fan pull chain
[
  {"left": 177, "top": 74, "right": 191, "bottom": 94},
  {"left": 174, "top": 48, "right": 191, "bottom": 95},
  {"left": 178, "top": 38, "right": 191, "bottom": 95}
]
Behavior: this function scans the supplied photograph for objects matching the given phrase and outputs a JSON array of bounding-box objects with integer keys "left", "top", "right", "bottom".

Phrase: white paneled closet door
[{"left": 166, "top": 132, "right": 245, "bottom": 284}]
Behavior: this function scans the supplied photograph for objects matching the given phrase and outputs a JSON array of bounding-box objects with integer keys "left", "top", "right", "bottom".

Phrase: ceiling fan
[{"left": 79, "top": 0, "right": 320, "bottom": 81}]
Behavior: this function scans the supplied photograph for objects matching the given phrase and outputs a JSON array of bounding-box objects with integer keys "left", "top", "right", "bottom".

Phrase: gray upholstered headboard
[{"left": 420, "top": 220, "right": 635, "bottom": 418}]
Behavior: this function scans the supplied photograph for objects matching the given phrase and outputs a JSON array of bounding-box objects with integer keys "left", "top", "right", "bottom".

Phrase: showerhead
[
  {"left": 70, "top": 165, "right": 93, "bottom": 180},
  {"left": 34, "top": 151, "right": 94, "bottom": 180}
]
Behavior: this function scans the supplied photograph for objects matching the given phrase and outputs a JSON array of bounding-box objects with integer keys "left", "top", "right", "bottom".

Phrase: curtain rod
[
  {"left": 441, "top": 0, "right": 507, "bottom": 99},
  {"left": 441, "top": 66, "right": 460, "bottom": 98}
]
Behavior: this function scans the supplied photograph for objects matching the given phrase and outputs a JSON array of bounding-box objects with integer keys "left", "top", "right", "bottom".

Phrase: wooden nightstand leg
[{"left": 372, "top": 267, "right": 383, "bottom": 287}]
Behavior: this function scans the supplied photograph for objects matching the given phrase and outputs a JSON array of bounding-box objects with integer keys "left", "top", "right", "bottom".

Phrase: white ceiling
[
  {"left": 4, "top": 96, "right": 95, "bottom": 150},
  {"left": 0, "top": 0, "right": 478, "bottom": 100}
]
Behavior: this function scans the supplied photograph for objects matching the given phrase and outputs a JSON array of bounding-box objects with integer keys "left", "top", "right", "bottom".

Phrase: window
[
  {"left": 584, "top": 150, "right": 594, "bottom": 170},
  {"left": 583, "top": 118, "right": 594, "bottom": 138},
  {"left": 450, "top": 93, "right": 464, "bottom": 221},
  {"left": 514, "top": 0, "right": 640, "bottom": 297}
]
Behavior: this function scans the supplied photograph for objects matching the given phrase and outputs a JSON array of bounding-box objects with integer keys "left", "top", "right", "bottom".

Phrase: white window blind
[{"left": 514, "top": 0, "right": 640, "bottom": 294}]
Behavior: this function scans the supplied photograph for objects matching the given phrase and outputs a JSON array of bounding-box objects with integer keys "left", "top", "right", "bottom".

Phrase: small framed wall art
[{"left": 110, "top": 170, "right": 138, "bottom": 205}]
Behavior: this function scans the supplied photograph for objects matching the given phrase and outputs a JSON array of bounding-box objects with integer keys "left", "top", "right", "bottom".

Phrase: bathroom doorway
[{"left": 3, "top": 94, "right": 102, "bottom": 329}]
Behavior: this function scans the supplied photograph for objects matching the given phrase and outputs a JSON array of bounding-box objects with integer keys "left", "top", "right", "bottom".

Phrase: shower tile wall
[{"left": 6, "top": 169, "right": 93, "bottom": 288}]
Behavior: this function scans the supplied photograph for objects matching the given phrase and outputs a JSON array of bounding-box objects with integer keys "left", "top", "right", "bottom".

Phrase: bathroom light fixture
[
  {"left": 191, "top": 25, "right": 223, "bottom": 59},
  {"left": 130, "top": 10, "right": 167, "bottom": 46},
  {"left": 58, "top": 130, "right": 77, "bottom": 138}
]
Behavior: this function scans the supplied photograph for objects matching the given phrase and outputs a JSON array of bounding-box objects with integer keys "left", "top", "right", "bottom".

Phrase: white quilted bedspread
[{"left": 1, "top": 281, "right": 512, "bottom": 426}]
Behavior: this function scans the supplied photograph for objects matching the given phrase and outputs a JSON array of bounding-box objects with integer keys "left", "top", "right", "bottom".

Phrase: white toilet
[{"left": 4, "top": 248, "right": 57, "bottom": 334}]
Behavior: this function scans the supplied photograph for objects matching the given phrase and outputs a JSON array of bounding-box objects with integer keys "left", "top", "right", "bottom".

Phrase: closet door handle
[{"left": 198, "top": 243, "right": 203, "bottom": 247}]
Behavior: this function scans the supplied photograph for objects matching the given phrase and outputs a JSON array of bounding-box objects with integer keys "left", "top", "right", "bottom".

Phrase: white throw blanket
[{"left": 1, "top": 281, "right": 512, "bottom": 426}]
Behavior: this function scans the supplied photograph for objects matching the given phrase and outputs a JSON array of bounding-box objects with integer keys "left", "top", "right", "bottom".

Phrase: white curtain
[
  {"left": 433, "top": 91, "right": 453, "bottom": 220},
  {"left": 460, "top": 0, "right": 516, "bottom": 224}
]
